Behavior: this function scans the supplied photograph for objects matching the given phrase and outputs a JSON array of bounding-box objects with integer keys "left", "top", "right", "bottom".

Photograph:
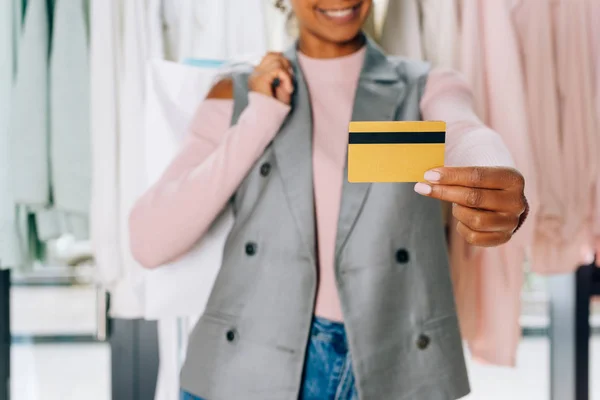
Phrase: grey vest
[{"left": 180, "top": 39, "right": 470, "bottom": 400}]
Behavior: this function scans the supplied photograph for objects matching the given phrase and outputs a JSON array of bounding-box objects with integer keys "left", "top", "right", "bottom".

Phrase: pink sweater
[{"left": 129, "top": 47, "right": 514, "bottom": 322}]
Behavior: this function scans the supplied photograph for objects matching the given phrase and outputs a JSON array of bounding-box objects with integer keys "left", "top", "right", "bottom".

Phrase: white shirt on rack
[{"left": 379, "top": 0, "right": 458, "bottom": 68}]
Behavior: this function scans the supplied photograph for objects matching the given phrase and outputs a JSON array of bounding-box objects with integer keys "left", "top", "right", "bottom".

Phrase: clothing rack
[
  {"left": 549, "top": 262, "right": 599, "bottom": 400},
  {"left": 0, "top": 269, "right": 160, "bottom": 400},
  {"left": 574, "top": 263, "right": 600, "bottom": 400},
  {"left": 109, "top": 319, "right": 159, "bottom": 400},
  {"left": 108, "top": 290, "right": 159, "bottom": 400},
  {"left": 0, "top": 269, "right": 10, "bottom": 400}
]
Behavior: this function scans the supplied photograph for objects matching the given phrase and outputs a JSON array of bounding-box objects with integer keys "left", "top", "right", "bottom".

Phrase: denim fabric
[
  {"left": 180, "top": 391, "right": 201, "bottom": 400},
  {"left": 300, "top": 316, "right": 358, "bottom": 400},
  {"left": 180, "top": 316, "right": 357, "bottom": 400}
]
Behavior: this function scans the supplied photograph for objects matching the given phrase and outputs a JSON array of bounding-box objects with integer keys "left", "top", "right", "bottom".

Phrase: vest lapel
[
  {"left": 271, "top": 46, "right": 316, "bottom": 264},
  {"left": 272, "top": 39, "right": 409, "bottom": 264},
  {"left": 335, "top": 39, "right": 408, "bottom": 259}
]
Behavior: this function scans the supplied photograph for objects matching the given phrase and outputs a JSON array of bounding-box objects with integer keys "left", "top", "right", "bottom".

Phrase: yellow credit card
[{"left": 348, "top": 121, "right": 446, "bottom": 183}]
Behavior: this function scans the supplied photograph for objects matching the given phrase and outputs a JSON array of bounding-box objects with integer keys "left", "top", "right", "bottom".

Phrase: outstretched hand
[{"left": 414, "top": 167, "right": 528, "bottom": 247}]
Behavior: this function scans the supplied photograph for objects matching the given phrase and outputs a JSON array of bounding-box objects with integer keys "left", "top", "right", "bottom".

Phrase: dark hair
[{"left": 274, "top": 0, "right": 288, "bottom": 13}]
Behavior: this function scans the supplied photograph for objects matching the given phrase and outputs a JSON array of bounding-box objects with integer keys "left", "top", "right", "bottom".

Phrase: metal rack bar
[
  {"left": 0, "top": 270, "right": 10, "bottom": 400},
  {"left": 549, "top": 263, "right": 599, "bottom": 400},
  {"left": 110, "top": 318, "right": 159, "bottom": 400}
]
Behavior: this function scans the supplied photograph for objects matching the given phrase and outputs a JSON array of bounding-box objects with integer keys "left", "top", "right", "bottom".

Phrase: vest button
[
  {"left": 245, "top": 242, "right": 257, "bottom": 256},
  {"left": 416, "top": 334, "right": 430, "bottom": 350},
  {"left": 260, "top": 162, "right": 271, "bottom": 177},
  {"left": 396, "top": 249, "right": 410, "bottom": 264},
  {"left": 226, "top": 329, "right": 236, "bottom": 342}
]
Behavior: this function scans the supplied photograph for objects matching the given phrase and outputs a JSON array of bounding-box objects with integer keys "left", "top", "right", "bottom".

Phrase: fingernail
[
  {"left": 414, "top": 183, "right": 432, "bottom": 195},
  {"left": 424, "top": 170, "right": 441, "bottom": 182}
]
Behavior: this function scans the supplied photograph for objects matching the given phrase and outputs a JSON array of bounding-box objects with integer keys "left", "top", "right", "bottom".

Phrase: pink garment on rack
[
  {"left": 592, "top": 2, "right": 600, "bottom": 256},
  {"left": 455, "top": 0, "right": 538, "bottom": 366},
  {"left": 554, "top": 0, "right": 598, "bottom": 267},
  {"left": 512, "top": 0, "right": 597, "bottom": 272},
  {"left": 456, "top": 0, "right": 600, "bottom": 366}
]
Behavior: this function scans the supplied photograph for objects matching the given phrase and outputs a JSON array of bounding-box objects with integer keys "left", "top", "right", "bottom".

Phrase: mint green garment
[
  {"left": 44, "top": 0, "right": 91, "bottom": 240},
  {"left": 6, "top": 0, "right": 50, "bottom": 269},
  {"left": 10, "top": 0, "right": 50, "bottom": 208},
  {"left": 0, "top": 0, "right": 25, "bottom": 269},
  {"left": 3, "top": 0, "right": 90, "bottom": 270}
]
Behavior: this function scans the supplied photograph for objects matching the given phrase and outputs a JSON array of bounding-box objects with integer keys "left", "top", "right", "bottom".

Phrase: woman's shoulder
[
  {"left": 206, "top": 78, "right": 234, "bottom": 100},
  {"left": 385, "top": 54, "right": 431, "bottom": 82},
  {"left": 205, "top": 60, "right": 257, "bottom": 100}
]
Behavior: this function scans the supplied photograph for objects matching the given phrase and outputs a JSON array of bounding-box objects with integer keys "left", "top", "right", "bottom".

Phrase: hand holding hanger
[
  {"left": 415, "top": 166, "right": 529, "bottom": 247},
  {"left": 249, "top": 52, "right": 295, "bottom": 105}
]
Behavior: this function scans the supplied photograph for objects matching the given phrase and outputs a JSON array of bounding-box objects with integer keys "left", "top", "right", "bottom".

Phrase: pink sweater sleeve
[
  {"left": 421, "top": 68, "right": 516, "bottom": 168},
  {"left": 129, "top": 93, "right": 290, "bottom": 268}
]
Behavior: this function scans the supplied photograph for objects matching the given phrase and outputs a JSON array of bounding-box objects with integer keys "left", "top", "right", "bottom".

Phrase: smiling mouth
[{"left": 317, "top": 2, "right": 363, "bottom": 19}]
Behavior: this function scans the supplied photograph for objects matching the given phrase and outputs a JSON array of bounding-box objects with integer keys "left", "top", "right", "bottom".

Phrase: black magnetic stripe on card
[{"left": 348, "top": 131, "right": 446, "bottom": 144}]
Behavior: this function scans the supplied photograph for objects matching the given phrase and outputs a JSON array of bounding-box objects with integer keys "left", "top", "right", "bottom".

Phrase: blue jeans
[{"left": 181, "top": 316, "right": 358, "bottom": 400}]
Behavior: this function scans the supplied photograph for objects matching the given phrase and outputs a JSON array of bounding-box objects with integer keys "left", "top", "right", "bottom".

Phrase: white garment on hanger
[
  {"left": 114, "top": 0, "right": 150, "bottom": 318},
  {"left": 379, "top": 0, "right": 458, "bottom": 67},
  {"left": 143, "top": 59, "right": 234, "bottom": 321},
  {"left": 147, "top": 0, "right": 166, "bottom": 60},
  {"left": 176, "top": 0, "right": 228, "bottom": 60},
  {"left": 90, "top": 0, "right": 123, "bottom": 292},
  {"left": 420, "top": 0, "right": 458, "bottom": 68},
  {"left": 264, "top": 0, "right": 294, "bottom": 51},
  {"left": 154, "top": 316, "right": 199, "bottom": 400},
  {"left": 164, "top": 0, "right": 270, "bottom": 61},
  {"left": 144, "top": 59, "right": 241, "bottom": 400},
  {"left": 154, "top": 318, "right": 181, "bottom": 400},
  {"left": 380, "top": 0, "right": 424, "bottom": 59},
  {"left": 363, "top": 4, "right": 378, "bottom": 41},
  {"left": 90, "top": 0, "right": 149, "bottom": 318}
]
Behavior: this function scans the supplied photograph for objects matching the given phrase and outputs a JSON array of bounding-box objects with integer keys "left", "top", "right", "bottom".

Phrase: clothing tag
[{"left": 347, "top": 121, "right": 446, "bottom": 183}]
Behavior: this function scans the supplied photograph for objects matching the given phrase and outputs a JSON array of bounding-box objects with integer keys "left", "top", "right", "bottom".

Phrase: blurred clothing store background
[{"left": 0, "top": 0, "right": 599, "bottom": 399}]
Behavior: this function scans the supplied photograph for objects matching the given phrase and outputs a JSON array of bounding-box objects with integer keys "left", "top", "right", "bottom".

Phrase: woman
[{"left": 129, "top": 0, "right": 528, "bottom": 399}]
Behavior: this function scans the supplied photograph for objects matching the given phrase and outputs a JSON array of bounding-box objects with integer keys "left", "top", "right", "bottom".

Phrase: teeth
[{"left": 323, "top": 8, "right": 353, "bottom": 18}]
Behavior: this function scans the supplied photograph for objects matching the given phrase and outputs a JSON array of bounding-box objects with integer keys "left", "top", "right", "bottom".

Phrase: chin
[
  {"left": 309, "top": 1, "right": 370, "bottom": 41},
  {"left": 322, "top": 29, "right": 363, "bottom": 44}
]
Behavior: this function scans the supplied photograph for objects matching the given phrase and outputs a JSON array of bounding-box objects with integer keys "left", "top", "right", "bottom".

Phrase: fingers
[
  {"left": 416, "top": 183, "right": 526, "bottom": 214},
  {"left": 424, "top": 167, "right": 525, "bottom": 191},
  {"left": 269, "top": 68, "right": 294, "bottom": 93},
  {"left": 260, "top": 52, "right": 284, "bottom": 64},
  {"left": 274, "top": 86, "right": 291, "bottom": 105},
  {"left": 273, "top": 73, "right": 292, "bottom": 104},
  {"left": 456, "top": 221, "right": 512, "bottom": 247},
  {"left": 250, "top": 53, "right": 295, "bottom": 104},
  {"left": 260, "top": 59, "right": 294, "bottom": 76},
  {"left": 452, "top": 204, "right": 519, "bottom": 233},
  {"left": 258, "top": 52, "right": 283, "bottom": 67},
  {"left": 415, "top": 166, "right": 527, "bottom": 247},
  {"left": 258, "top": 53, "right": 294, "bottom": 75}
]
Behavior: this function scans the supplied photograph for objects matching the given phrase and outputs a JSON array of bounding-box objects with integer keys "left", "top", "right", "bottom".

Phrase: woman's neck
[{"left": 297, "top": 31, "right": 365, "bottom": 59}]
